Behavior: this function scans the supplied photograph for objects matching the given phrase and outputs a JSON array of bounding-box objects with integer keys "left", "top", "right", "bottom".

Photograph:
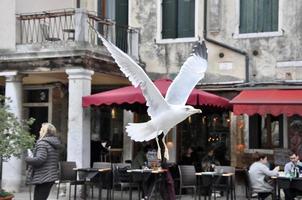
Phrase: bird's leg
[
  {"left": 162, "top": 136, "right": 169, "bottom": 160},
  {"left": 155, "top": 136, "right": 162, "bottom": 160}
]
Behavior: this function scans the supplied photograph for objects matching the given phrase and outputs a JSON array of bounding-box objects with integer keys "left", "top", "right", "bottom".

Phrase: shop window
[
  {"left": 249, "top": 114, "right": 283, "bottom": 149},
  {"left": 162, "top": 0, "right": 195, "bottom": 39},
  {"left": 288, "top": 115, "right": 302, "bottom": 158},
  {"left": 178, "top": 111, "right": 230, "bottom": 166},
  {"left": 91, "top": 107, "right": 124, "bottom": 163},
  {"left": 239, "top": 0, "right": 278, "bottom": 34},
  {"left": 91, "top": 107, "right": 123, "bottom": 148}
]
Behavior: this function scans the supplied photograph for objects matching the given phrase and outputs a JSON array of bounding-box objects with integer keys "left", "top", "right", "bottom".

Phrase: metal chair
[
  {"left": 40, "top": 23, "right": 61, "bottom": 41},
  {"left": 112, "top": 163, "right": 132, "bottom": 199},
  {"left": 213, "top": 166, "right": 236, "bottom": 200},
  {"left": 56, "top": 161, "right": 85, "bottom": 200},
  {"left": 89, "top": 162, "right": 113, "bottom": 199},
  {"left": 243, "top": 169, "right": 273, "bottom": 200},
  {"left": 178, "top": 165, "right": 197, "bottom": 200}
]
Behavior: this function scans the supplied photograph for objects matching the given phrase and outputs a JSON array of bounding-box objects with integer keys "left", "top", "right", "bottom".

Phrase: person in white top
[
  {"left": 249, "top": 153, "right": 279, "bottom": 198},
  {"left": 284, "top": 152, "right": 301, "bottom": 176},
  {"left": 283, "top": 152, "right": 302, "bottom": 200}
]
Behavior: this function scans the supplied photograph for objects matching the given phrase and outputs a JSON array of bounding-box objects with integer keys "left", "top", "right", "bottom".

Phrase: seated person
[
  {"left": 283, "top": 152, "right": 302, "bottom": 200},
  {"left": 146, "top": 146, "right": 160, "bottom": 169},
  {"left": 201, "top": 147, "right": 220, "bottom": 171},
  {"left": 180, "top": 147, "right": 195, "bottom": 165},
  {"left": 249, "top": 153, "right": 279, "bottom": 198},
  {"left": 132, "top": 145, "right": 149, "bottom": 169}
]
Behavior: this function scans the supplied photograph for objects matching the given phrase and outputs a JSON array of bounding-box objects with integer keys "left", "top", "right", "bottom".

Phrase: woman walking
[{"left": 25, "top": 123, "right": 61, "bottom": 200}]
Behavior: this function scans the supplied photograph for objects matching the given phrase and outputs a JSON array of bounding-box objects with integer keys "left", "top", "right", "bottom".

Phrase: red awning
[
  {"left": 83, "top": 79, "right": 230, "bottom": 108},
  {"left": 230, "top": 90, "right": 302, "bottom": 116}
]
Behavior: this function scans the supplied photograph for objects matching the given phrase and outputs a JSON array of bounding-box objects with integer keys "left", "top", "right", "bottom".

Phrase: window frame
[
  {"left": 245, "top": 114, "right": 287, "bottom": 154},
  {"left": 156, "top": 0, "right": 199, "bottom": 44},
  {"left": 233, "top": 0, "right": 283, "bottom": 39}
]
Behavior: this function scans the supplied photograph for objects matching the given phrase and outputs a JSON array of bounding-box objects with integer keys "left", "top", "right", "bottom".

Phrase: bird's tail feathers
[{"left": 126, "top": 122, "right": 160, "bottom": 142}]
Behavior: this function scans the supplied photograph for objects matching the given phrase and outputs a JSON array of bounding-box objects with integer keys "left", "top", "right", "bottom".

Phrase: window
[
  {"left": 91, "top": 107, "right": 124, "bottom": 149},
  {"left": 178, "top": 112, "right": 230, "bottom": 165},
  {"left": 24, "top": 89, "right": 49, "bottom": 103},
  {"left": 288, "top": 115, "right": 302, "bottom": 159},
  {"left": 239, "top": 0, "right": 278, "bottom": 34},
  {"left": 162, "top": 0, "right": 195, "bottom": 39},
  {"left": 249, "top": 114, "right": 283, "bottom": 149}
]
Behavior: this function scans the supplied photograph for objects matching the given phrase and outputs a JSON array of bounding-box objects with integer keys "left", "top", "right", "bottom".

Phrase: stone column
[
  {"left": 66, "top": 68, "right": 94, "bottom": 168},
  {"left": 169, "top": 127, "right": 177, "bottom": 162},
  {"left": 0, "top": 71, "right": 23, "bottom": 192}
]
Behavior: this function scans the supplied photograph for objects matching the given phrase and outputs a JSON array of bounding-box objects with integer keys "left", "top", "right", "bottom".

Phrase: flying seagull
[{"left": 92, "top": 27, "right": 208, "bottom": 160}]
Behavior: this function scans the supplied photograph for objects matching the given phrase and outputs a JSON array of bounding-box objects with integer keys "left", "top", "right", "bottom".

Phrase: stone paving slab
[{"left": 12, "top": 185, "right": 275, "bottom": 200}]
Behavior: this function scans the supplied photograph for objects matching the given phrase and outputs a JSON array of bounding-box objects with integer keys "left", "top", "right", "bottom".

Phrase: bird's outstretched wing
[
  {"left": 93, "top": 30, "right": 169, "bottom": 118},
  {"left": 165, "top": 41, "right": 208, "bottom": 105}
]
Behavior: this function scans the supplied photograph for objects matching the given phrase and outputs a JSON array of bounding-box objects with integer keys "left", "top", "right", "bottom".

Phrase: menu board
[{"left": 274, "top": 148, "right": 291, "bottom": 166}]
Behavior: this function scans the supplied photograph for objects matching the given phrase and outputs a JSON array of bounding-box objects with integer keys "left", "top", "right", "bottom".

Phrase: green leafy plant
[
  {"left": 0, "top": 189, "right": 13, "bottom": 198},
  {"left": 0, "top": 95, "right": 35, "bottom": 197}
]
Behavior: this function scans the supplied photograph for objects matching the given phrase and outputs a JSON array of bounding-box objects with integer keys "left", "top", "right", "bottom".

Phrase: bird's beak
[{"left": 194, "top": 109, "right": 202, "bottom": 114}]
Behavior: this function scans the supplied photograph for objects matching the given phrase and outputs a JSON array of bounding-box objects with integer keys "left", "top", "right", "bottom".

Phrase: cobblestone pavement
[{"left": 12, "top": 185, "right": 276, "bottom": 200}]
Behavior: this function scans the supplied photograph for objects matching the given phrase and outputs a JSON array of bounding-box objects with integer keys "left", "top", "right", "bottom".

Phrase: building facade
[{"left": 1, "top": 0, "right": 301, "bottom": 191}]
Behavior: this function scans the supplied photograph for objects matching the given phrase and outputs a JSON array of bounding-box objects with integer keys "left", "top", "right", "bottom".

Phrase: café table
[
  {"left": 195, "top": 171, "right": 235, "bottom": 200},
  {"left": 127, "top": 168, "right": 167, "bottom": 200},
  {"left": 74, "top": 167, "right": 111, "bottom": 200},
  {"left": 274, "top": 173, "right": 302, "bottom": 200}
]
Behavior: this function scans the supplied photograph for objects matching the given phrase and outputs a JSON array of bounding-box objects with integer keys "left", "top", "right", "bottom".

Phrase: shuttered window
[
  {"left": 249, "top": 114, "right": 283, "bottom": 149},
  {"left": 239, "top": 0, "right": 278, "bottom": 34},
  {"left": 162, "top": 0, "right": 195, "bottom": 39}
]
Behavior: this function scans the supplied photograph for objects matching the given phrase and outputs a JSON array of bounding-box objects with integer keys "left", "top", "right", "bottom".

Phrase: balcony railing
[{"left": 16, "top": 9, "right": 139, "bottom": 59}]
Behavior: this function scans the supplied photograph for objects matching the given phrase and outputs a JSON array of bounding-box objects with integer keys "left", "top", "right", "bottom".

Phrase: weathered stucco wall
[
  {"left": 0, "top": 0, "right": 15, "bottom": 50},
  {"left": 129, "top": 0, "right": 246, "bottom": 83},
  {"left": 211, "top": 0, "right": 302, "bottom": 82},
  {"left": 16, "top": 0, "right": 74, "bottom": 13}
]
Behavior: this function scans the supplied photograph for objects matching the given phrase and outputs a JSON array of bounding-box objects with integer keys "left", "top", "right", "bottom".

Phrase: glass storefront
[
  {"left": 178, "top": 111, "right": 231, "bottom": 166},
  {"left": 91, "top": 106, "right": 124, "bottom": 164}
]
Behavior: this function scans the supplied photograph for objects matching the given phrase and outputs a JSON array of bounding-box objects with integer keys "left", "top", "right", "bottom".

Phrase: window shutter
[
  {"left": 177, "top": 0, "right": 195, "bottom": 38},
  {"left": 240, "top": 0, "right": 257, "bottom": 33},
  {"left": 259, "top": 0, "right": 278, "bottom": 32},
  {"left": 115, "top": 0, "right": 128, "bottom": 52},
  {"left": 162, "top": 0, "right": 177, "bottom": 39},
  {"left": 240, "top": 0, "right": 278, "bottom": 33},
  {"left": 271, "top": 0, "right": 279, "bottom": 31}
]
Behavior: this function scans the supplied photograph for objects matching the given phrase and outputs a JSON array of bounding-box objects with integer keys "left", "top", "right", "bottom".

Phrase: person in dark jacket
[
  {"left": 25, "top": 122, "right": 61, "bottom": 200},
  {"left": 201, "top": 147, "right": 220, "bottom": 171}
]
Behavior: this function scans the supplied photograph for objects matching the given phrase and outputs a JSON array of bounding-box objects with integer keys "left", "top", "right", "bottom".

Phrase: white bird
[{"left": 92, "top": 28, "right": 208, "bottom": 160}]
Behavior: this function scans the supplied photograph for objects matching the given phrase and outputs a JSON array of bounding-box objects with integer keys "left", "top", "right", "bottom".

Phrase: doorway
[
  {"left": 23, "top": 88, "right": 51, "bottom": 140},
  {"left": 26, "top": 107, "right": 48, "bottom": 139}
]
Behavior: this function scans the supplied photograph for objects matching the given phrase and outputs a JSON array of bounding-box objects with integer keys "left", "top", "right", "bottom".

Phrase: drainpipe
[{"left": 203, "top": 0, "right": 249, "bottom": 83}]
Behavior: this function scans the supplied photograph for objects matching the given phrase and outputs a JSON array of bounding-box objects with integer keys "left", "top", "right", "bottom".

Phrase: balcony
[{"left": 15, "top": 9, "right": 139, "bottom": 60}]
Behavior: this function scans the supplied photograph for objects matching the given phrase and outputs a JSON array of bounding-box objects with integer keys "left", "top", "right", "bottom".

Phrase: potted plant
[
  {"left": 0, "top": 95, "right": 35, "bottom": 199},
  {"left": 0, "top": 189, "right": 14, "bottom": 200}
]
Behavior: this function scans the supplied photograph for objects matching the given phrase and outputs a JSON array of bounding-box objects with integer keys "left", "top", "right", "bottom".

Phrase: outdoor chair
[
  {"left": 212, "top": 166, "right": 236, "bottom": 200},
  {"left": 112, "top": 163, "right": 132, "bottom": 199},
  {"left": 178, "top": 165, "right": 197, "bottom": 200},
  {"left": 88, "top": 162, "right": 113, "bottom": 199},
  {"left": 40, "top": 23, "right": 61, "bottom": 41},
  {"left": 243, "top": 169, "right": 274, "bottom": 200},
  {"left": 56, "top": 161, "right": 85, "bottom": 200}
]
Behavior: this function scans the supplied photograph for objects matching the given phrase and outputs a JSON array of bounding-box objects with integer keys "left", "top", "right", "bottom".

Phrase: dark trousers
[
  {"left": 34, "top": 182, "right": 54, "bottom": 200},
  {"left": 284, "top": 188, "right": 302, "bottom": 200}
]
